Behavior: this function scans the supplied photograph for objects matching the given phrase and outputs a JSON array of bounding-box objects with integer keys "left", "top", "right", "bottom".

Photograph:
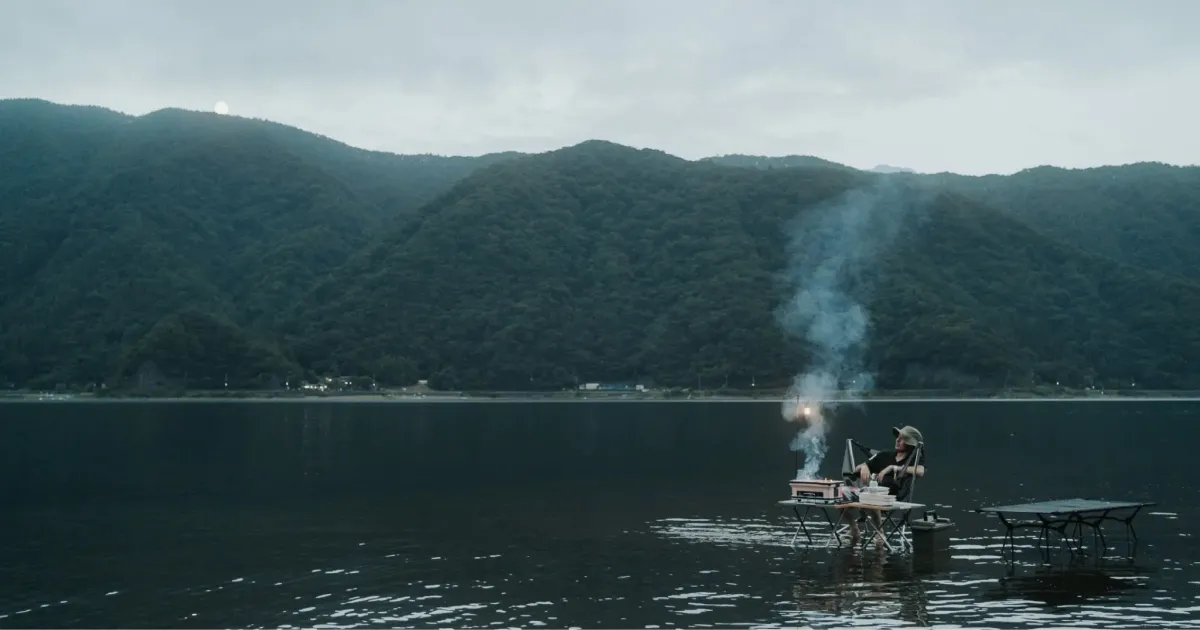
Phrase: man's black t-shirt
[{"left": 865, "top": 449, "right": 926, "bottom": 495}]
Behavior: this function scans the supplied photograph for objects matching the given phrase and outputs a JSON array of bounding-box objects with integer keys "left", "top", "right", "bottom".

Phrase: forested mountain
[
  {"left": 286, "top": 141, "right": 1200, "bottom": 391},
  {"left": 3, "top": 99, "right": 1200, "bottom": 391},
  {"left": 715, "top": 152, "right": 1200, "bottom": 283},
  {"left": 921, "top": 164, "right": 1200, "bottom": 282},
  {"left": 0, "top": 100, "right": 512, "bottom": 387},
  {"left": 247, "top": 116, "right": 521, "bottom": 215}
]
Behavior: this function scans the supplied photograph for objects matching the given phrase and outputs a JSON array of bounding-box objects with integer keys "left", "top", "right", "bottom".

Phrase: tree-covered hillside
[
  {"left": 0, "top": 100, "right": 502, "bottom": 388},
  {"left": 286, "top": 141, "right": 1200, "bottom": 391},
  {"left": 921, "top": 164, "right": 1200, "bottom": 282},
  {"left": 3, "top": 99, "right": 1200, "bottom": 392},
  {"left": 712, "top": 152, "right": 1200, "bottom": 284}
]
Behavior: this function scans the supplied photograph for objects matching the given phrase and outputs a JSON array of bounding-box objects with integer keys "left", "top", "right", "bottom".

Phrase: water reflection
[
  {"left": 786, "top": 550, "right": 931, "bottom": 626},
  {"left": 986, "top": 561, "right": 1153, "bottom": 607},
  {"left": 1, "top": 400, "right": 1199, "bottom": 628},
  {"left": 648, "top": 510, "right": 1198, "bottom": 629}
]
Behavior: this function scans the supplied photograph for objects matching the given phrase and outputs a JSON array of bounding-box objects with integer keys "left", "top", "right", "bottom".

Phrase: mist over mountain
[
  {"left": 3, "top": 99, "right": 1199, "bottom": 392},
  {"left": 870, "top": 165, "right": 916, "bottom": 174},
  {"left": 703, "top": 154, "right": 851, "bottom": 171}
]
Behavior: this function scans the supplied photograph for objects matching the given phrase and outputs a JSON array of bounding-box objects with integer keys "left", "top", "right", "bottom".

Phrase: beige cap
[{"left": 892, "top": 425, "right": 924, "bottom": 446}]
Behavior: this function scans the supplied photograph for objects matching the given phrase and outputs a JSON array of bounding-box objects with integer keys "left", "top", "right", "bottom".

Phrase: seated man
[
  {"left": 856, "top": 425, "right": 926, "bottom": 495},
  {"left": 847, "top": 425, "right": 926, "bottom": 541}
]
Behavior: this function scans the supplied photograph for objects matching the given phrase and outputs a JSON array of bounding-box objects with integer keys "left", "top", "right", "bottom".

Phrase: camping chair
[
  {"left": 838, "top": 437, "right": 925, "bottom": 552},
  {"left": 841, "top": 437, "right": 924, "bottom": 501}
]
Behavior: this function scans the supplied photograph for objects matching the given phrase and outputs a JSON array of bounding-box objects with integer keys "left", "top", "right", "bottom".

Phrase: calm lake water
[{"left": 0, "top": 400, "right": 1195, "bottom": 628}]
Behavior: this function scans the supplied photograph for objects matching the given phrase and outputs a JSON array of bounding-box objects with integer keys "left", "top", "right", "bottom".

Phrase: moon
[{"left": 214, "top": 101, "right": 229, "bottom": 115}]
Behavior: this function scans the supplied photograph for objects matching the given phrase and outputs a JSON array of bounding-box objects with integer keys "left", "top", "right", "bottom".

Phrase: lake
[{"left": 0, "top": 400, "right": 1194, "bottom": 628}]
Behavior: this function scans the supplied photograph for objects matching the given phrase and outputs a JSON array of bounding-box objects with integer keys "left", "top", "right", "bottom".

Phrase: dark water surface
[{"left": 0, "top": 400, "right": 1195, "bottom": 628}]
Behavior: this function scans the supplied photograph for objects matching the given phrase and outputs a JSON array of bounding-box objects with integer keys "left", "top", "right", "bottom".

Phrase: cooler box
[{"left": 912, "top": 513, "right": 955, "bottom": 553}]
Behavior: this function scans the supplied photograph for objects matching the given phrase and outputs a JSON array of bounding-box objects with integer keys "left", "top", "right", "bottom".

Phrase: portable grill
[{"left": 789, "top": 478, "right": 845, "bottom": 502}]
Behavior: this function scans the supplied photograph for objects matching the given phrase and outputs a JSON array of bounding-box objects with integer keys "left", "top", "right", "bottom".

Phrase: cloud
[{"left": 2, "top": 0, "right": 1198, "bottom": 174}]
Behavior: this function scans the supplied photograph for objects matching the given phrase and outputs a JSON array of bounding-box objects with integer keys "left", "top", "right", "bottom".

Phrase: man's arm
[
  {"left": 873, "top": 463, "right": 924, "bottom": 479},
  {"left": 893, "top": 453, "right": 926, "bottom": 477},
  {"left": 895, "top": 464, "right": 925, "bottom": 477}
]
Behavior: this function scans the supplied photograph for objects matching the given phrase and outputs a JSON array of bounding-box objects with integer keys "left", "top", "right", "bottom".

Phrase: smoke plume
[{"left": 778, "top": 179, "right": 920, "bottom": 480}]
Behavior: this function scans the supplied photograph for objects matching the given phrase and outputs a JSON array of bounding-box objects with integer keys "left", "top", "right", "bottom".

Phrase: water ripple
[
  {"left": 4, "top": 510, "right": 1197, "bottom": 628},
  {"left": 635, "top": 515, "right": 1200, "bottom": 629}
]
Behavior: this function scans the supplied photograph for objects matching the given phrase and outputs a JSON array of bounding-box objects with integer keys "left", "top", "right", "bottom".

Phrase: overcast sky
[{"left": 2, "top": 0, "right": 1197, "bottom": 174}]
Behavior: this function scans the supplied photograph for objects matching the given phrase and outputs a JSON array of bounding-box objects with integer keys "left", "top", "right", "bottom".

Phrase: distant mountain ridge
[
  {"left": 702, "top": 154, "right": 851, "bottom": 171},
  {"left": 870, "top": 164, "right": 916, "bottom": 174},
  {"left": 2, "top": 97, "right": 1200, "bottom": 391}
]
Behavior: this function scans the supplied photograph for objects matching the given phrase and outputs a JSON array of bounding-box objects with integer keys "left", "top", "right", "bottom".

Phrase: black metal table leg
[
  {"left": 791, "top": 505, "right": 812, "bottom": 546},
  {"left": 821, "top": 506, "right": 844, "bottom": 548},
  {"left": 1125, "top": 505, "right": 1143, "bottom": 542}
]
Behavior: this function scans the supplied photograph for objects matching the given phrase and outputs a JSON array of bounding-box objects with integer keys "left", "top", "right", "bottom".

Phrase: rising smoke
[{"left": 778, "top": 178, "right": 923, "bottom": 480}]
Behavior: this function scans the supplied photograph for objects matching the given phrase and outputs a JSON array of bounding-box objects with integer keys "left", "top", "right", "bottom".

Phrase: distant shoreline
[{"left": 6, "top": 389, "right": 1200, "bottom": 403}]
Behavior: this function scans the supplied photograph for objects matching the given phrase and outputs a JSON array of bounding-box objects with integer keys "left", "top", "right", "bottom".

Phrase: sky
[{"left": 2, "top": 0, "right": 1197, "bottom": 175}]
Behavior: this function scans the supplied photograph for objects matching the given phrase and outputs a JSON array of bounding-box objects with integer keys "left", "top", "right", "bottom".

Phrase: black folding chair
[{"left": 839, "top": 435, "right": 925, "bottom": 552}]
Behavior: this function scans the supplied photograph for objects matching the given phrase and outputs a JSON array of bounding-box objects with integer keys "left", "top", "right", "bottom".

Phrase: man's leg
[
  {"left": 844, "top": 479, "right": 866, "bottom": 540},
  {"left": 869, "top": 511, "right": 886, "bottom": 545},
  {"left": 846, "top": 507, "right": 862, "bottom": 539}
]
